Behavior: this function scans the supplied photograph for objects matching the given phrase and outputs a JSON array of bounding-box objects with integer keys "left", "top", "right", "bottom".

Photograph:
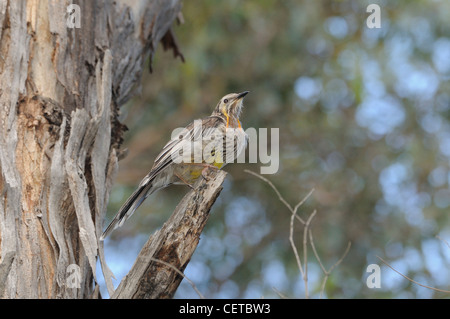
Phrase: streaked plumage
[{"left": 100, "top": 91, "right": 249, "bottom": 240}]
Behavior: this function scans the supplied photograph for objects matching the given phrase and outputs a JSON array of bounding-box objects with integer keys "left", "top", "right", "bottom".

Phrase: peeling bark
[{"left": 0, "top": 0, "right": 182, "bottom": 299}]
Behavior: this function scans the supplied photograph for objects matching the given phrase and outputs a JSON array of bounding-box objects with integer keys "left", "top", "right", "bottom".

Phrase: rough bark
[
  {"left": 0, "top": 0, "right": 182, "bottom": 299},
  {"left": 112, "top": 169, "right": 227, "bottom": 299}
]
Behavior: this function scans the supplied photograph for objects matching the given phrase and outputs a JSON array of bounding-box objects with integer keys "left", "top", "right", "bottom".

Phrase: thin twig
[
  {"left": 245, "top": 169, "right": 314, "bottom": 225},
  {"left": 319, "top": 274, "right": 328, "bottom": 298},
  {"left": 310, "top": 231, "right": 351, "bottom": 299},
  {"left": 246, "top": 170, "right": 318, "bottom": 298},
  {"left": 294, "top": 189, "right": 315, "bottom": 217},
  {"left": 377, "top": 256, "right": 450, "bottom": 294},
  {"left": 302, "top": 210, "right": 316, "bottom": 299},
  {"left": 328, "top": 241, "right": 351, "bottom": 274},
  {"left": 149, "top": 257, "right": 205, "bottom": 299},
  {"left": 436, "top": 235, "right": 450, "bottom": 251},
  {"left": 309, "top": 230, "right": 327, "bottom": 275},
  {"left": 289, "top": 204, "right": 304, "bottom": 279},
  {"left": 244, "top": 169, "right": 294, "bottom": 211},
  {"left": 272, "top": 287, "right": 288, "bottom": 299},
  {"left": 248, "top": 170, "right": 350, "bottom": 299}
]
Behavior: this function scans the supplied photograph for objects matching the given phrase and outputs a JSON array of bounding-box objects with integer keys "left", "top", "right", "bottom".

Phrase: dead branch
[
  {"left": 377, "top": 256, "right": 450, "bottom": 294},
  {"left": 148, "top": 258, "right": 205, "bottom": 299},
  {"left": 112, "top": 168, "right": 226, "bottom": 299}
]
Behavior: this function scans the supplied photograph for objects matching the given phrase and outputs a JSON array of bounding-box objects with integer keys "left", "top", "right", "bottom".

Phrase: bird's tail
[{"left": 100, "top": 181, "right": 154, "bottom": 240}]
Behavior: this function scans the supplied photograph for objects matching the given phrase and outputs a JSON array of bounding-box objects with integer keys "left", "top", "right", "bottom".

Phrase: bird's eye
[{"left": 223, "top": 99, "right": 228, "bottom": 103}]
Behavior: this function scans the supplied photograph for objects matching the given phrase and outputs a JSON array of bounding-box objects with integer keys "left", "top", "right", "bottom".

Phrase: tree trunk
[{"left": 0, "top": 0, "right": 182, "bottom": 299}]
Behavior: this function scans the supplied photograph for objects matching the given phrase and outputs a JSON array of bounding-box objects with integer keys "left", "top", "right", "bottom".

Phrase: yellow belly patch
[
  {"left": 213, "top": 161, "right": 224, "bottom": 169},
  {"left": 189, "top": 169, "right": 202, "bottom": 179}
]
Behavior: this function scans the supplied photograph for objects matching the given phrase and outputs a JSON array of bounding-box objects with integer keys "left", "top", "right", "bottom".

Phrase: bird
[{"left": 100, "top": 91, "right": 249, "bottom": 240}]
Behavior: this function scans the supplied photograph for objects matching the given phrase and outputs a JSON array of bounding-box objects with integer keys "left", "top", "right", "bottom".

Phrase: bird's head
[{"left": 213, "top": 91, "right": 249, "bottom": 126}]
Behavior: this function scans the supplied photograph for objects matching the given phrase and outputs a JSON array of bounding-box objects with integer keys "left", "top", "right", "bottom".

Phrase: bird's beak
[{"left": 236, "top": 91, "right": 249, "bottom": 100}]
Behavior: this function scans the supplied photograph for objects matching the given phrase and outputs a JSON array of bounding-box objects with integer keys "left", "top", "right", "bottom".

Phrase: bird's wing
[{"left": 148, "top": 116, "right": 226, "bottom": 178}]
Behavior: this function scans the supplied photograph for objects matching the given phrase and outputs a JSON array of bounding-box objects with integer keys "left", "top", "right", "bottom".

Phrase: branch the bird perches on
[{"left": 110, "top": 168, "right": 226, "bottom": 299}]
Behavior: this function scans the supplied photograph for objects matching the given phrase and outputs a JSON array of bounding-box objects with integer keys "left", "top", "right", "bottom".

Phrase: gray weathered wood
[{"left": 112, "top": 169, "right": 227, "bottom": 299}]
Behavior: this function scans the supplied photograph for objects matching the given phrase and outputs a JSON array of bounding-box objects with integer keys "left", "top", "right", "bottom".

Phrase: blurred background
[{"left": 100, "top": 0, "right": 450, "bottom": 298}]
